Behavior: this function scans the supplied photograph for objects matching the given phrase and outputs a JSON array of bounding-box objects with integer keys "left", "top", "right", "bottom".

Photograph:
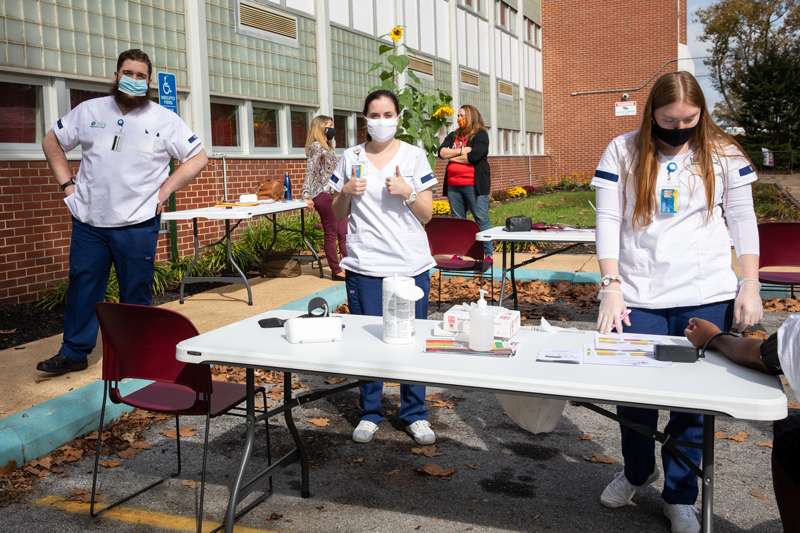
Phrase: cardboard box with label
[{"left": 442, "top": 304, "right": 520, "bottom": 339}]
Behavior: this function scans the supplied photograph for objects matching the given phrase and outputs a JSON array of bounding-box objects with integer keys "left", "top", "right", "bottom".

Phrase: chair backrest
[
  {"left": 425, "top": 217, "right": 485, "bottom": 261},
  {"left": 95, "top": 302, "right": 212, "bottom": 394},
  {"left": 758, "top": 222, "right": 800, "bottom": 269}
]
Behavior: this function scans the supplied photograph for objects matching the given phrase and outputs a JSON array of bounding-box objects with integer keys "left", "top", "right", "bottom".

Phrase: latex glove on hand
[
  {"left": 597, "top": 290, "right": 630, "bottom": 334},
  {"left": 734, "top": 278, "right": 763, "bottom": 330}
]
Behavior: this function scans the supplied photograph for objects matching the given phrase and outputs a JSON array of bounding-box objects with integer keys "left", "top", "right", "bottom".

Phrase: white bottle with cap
[{"left": 469, "top": 289, "right": 494, "bottom": 351}]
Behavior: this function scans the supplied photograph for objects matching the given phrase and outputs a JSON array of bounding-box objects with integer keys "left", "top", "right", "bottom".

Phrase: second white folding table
[{"left": 161, "top": 200, "right": 321, "bottom": 305}]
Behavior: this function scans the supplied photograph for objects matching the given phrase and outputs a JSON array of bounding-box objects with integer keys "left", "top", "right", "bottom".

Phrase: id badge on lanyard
[
  {"left": 659, "top": 162, "right": 679, "bottom": 215},
  {"left": 111, "top": 119, "right": 125, "bottom": 152}
]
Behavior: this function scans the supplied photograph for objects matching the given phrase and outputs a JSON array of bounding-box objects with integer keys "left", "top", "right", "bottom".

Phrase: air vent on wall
[
  {"left": 499, "top": 81, "right": 513, "bottom": 95},
  {"left": 461, "top": 69, "right": 479, "bottom": 87},
  {"left": 239, "top": 1, "right": 297, "bottom": 39},
  {"left": 408, "top": 56, "right": 434, "bottom": 76}
]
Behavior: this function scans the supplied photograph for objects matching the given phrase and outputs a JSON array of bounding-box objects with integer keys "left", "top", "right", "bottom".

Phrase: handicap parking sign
[{"left": 158, "top": 72, "right": 177, "bottom": 114}]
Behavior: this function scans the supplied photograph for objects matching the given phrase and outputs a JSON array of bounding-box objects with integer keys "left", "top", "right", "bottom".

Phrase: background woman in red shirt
[{"left": 438, "top": 105, "right": 492, "bottom": 258}]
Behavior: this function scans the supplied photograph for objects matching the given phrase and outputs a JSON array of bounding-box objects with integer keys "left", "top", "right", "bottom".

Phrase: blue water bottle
[{"left": 284, "top": 171, "right": 292, "bottom": 200}]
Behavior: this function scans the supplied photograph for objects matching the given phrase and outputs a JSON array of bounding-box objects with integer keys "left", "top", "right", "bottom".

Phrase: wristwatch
[
  {"left": 598, "top": 274, "right": 622, "bottom": 287},
  {"left": 403, "top": 192, "right": 417, "bottom": 205},
  {"left": 60, "top": 179, "right": 75, "bottom": 191}
]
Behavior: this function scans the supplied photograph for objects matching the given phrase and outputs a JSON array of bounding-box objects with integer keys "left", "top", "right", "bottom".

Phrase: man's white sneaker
[
  {"left": 352, "top": 420, "right": 379, "bottom": 443},
  {"left": 663, "top": 503, "right": 700, "bottom": 533},
  {"left": 600, "top": 467, "right": 660, "bottom": 508},
  {"left": 405, "top": 420, "right": 435, "bottom": 445}
]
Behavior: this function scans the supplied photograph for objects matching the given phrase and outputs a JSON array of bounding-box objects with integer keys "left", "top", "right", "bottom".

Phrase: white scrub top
[
  {"left": 592, "top": 131, "right": 756, "bottom": 309},
  {"left": 778, "top": 314, "right": 800, "bottom": 393},
  {"left": 53, "top": 96, "right": 203, "bottom": 228},
  {"left": 329, "top": 141, "right": 437, "bottom": 278}
]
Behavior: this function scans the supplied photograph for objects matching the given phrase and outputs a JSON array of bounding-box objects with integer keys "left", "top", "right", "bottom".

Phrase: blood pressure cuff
[{"left": 760, "top": 332, "right": 782, "bottom": 375}]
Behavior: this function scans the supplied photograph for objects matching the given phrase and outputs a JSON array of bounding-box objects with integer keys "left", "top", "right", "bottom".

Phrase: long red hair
[{"left": 626, "top": 71, "right": 752, "bottom": 230}]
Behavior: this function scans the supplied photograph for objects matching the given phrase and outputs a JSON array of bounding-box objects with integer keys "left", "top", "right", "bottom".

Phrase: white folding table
[
  {"left": 161, "top": 200, "right": 320, "bottom": 305},
  {"left": 476, "top": 227, "right": 596, "bottom": 308},
  {"left": 175, "top": 311, "right": 788, "bottom": 532}
]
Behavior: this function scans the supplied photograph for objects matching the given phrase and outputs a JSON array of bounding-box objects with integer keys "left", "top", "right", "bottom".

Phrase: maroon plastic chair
[
  {"left": 758, "top": 222, "right": 800, "bottom": 298},
  {"left": 90, "top": 302, "right": 268, "bottom": 533},
  {"left": 425, "top": 217, "right": 494, "bottom": 309}
]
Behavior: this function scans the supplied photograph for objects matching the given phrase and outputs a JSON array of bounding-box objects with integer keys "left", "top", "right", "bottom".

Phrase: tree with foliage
[
  {"left": 696, "top": 0, "right": 800, "bottom": 149},
  {"left": 369, "top": 26, "right": 454, "bottom": 169}
]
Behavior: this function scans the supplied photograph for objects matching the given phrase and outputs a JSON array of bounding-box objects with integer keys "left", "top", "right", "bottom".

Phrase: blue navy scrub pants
[
  {"left": 345, "top": 270, "right": 430, "bottom": 426},
  {"left": 447, "top": 185, "right": 493, "bottom": 257},
  {"left": 60, "top": 216, "right": 160, "bottom": 362},
  {"left": 618, "top": 300, "right": 734, "bottom": 505}
]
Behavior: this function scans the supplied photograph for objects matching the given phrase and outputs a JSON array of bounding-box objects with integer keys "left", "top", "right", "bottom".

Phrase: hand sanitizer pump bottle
[{"left": 469, "top": 289, "right": 494, "bottom": 351}]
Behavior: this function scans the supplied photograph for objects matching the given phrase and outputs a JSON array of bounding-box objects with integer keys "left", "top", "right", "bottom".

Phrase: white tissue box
[{"left": 442, "top": 304, "right": 520, "bottom": 339}]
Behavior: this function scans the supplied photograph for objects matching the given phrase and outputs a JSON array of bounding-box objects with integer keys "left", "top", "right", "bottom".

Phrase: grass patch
[{"left": 485, "top": 190, "right": 596, "bottom": 227}]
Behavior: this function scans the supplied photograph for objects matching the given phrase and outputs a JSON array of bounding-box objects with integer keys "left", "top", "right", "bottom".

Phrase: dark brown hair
[{"left": 117, "top": 49, "right": 152, "bottom": 78}]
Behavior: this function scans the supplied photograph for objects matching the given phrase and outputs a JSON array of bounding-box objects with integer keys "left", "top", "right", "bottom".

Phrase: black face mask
[
  {"left": 324, "top": 127, "right": 336, "bottom": 140},
  {"left": 652, "top": 119, "right": 698, "bottom": 147}
]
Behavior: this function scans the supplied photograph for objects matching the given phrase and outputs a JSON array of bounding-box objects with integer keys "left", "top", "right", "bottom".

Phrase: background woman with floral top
[
  {"left": 303, "top": 115, "right": 347, "bottom": 281},
  {"left": 437, "top": 105, "right": 492, "bottom": 258}
]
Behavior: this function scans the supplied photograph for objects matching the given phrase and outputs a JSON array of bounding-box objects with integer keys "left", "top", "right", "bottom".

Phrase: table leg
[
  {"left": 178, "top": 218, "right": 202, "bottom": 304},
  {"left": 498, "top": 242, "right": 508, "bottom": 308},
  {"left": 510, "top": 242, "right": 518, "bottom": 310},
  {"left": 283, "top": 373, "right": 311, "bottom": 497},
  {"left": 300, "top": 210, "right": 323, "bottom": 279},
  {"left": 224, "top": 369, "right": 257, "bottom": 532},
  {"left": 701, "top": 415, "right": 715, "bottom": 532},
  {"left": 223, "top": 219, "right": 253, "bottom": 306}
]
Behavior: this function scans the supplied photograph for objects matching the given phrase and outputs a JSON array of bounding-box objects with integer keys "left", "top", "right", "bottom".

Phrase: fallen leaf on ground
[
  {"left": 583, "top": 453, "right": 615, "bottom": 464},
  {"left": 120, "top": 431, "right": 136, "bottom": 444},
  {"left": 788, "top": 402, "right": 800, "bottom": 410},
  {"left": 386, "top": 469, "right": 401, "bottom": 475},
  {"left": 307, "top": 418, "right": 330, "bottom": 427},
  {"left": 0, "top": 329, "right": 16, "bottom": 334},
  {"left": 352, "top": 458, "right": 364, "bottom": 463},
  {"left": 267, "top": 513, "right": 283, "bottom": 522},
  {"left": 66, "top": 489, "right": 103, "bottom": 503},
  {"left": 466, "top": 464, "right": 480, "bottom": 469},
  {"left": 267, "top": 386, "right": 284, "bottom": 401},
  {"left": 417, "top": 464, "right": 455, "bottom": 479},
  {"left": 325, "top": 376, "right": 346, "bottom": 384},
  {"left": 385, "top": 382, "right": 400, "bottom": 387},
  {"left": 117, "top": 448, "right": 142, "bottom": 459},
  {"left": 182, "top": 479, "right": 205, "bottom": 489},
  {"left": 425, "top": 392, "right": 456, "bottom": 409},
  {"left": 748, "top": 490, "right": 769, "bottom": 500},
  {"left": 23, "top": 466, "right": 49, "bottom": 478},
  {"left": 52, "top": 467, "right": 64, "bottom": 473},
  {"left": 0, "top": 460, "right": 17, "bottom": 476},
  {"left": 755, "top": 442, "right": 773, "bottom": 448},
  {"left": 163, "top": 426, "right": 197, "bottom": 439},
  {"left": 578, "top": 434, "right": 594, "bottom": 441},
  {"left": 99, "top": 460, "right": 121, "bottom": 468},
  {"left": 715, "top": 431, "right": 747, "bottom": 442},
  {"left": 29, "top": 459, "right": 51, "bottom": 470},
  {"left": 34, "top": 378, "right": 51, "bottom": 384},
  {"left": 412, "top": 446, "right": 443, "bottom": 458}
]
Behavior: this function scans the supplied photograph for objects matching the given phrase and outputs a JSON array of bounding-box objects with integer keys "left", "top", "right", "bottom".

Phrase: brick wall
[
  {"left": 1, "top": 154, "right": 555, "bottom": 304},
  {"left": 542, "top": 0, "right": 684, "bottom": 176}
]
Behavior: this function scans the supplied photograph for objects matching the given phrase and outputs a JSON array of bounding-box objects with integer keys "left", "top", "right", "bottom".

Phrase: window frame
[
  {"left": 0, "top": 73, "right": 49, "bottom": 156},
  {"left": 210, "top": 97, "right": 245, "bottom": 154},
  {"left": 249, "top": 101, "right": 283, "bottom": 155}
]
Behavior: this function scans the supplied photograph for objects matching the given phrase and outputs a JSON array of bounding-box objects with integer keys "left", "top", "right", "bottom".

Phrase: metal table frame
[
  {"left": 176, "top": 312, "right": 787, "bottom": 533},
  {"left": 161, "top": 201, "right": 321, "bottom": 306}
]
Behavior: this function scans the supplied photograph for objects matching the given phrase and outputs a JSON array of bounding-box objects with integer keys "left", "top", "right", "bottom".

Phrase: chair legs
[{"left": 91, "top": 383, "right": 181, "bottom": 518}]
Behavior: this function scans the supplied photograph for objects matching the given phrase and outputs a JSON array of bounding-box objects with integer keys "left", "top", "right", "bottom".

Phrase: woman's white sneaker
[
  {"left": 352, "top": 420, "right": 379, "bottom": 443},
  {"left": 405, "top": 420, "right": 435, "bottom": 445},
  {"left": 600, "top": 467, "right": 660, "bottom": 508},
  {"left": 663, "top": 503, "right": 700, "bottom": 533}
]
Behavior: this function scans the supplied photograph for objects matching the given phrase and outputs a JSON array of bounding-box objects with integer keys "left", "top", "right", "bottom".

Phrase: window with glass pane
[
  {"left": 0, "top": 82, "right": 44, "bottom": 144},
  {"left": 333, "top": 114, "right": 348, "bottom": 148},
  {"left": 290, "top": 110, "right": 308, "bottom": 148},
  {"left": 70, "top": 89, "right": 108, "bottom": 110},
  {"left": 211, "top": 103, "right": 239, "bottom": 147},
  {"left": 356, "top": 116, "right": 368, "bottom": 144},
  {"left": 253, "top": 107, "right": 279, "bottom": 148}
]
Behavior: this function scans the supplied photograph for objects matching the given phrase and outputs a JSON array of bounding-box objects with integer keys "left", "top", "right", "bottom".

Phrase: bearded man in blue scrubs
[{"left": 37, "top": 49, "right": 208, "bottom": 373}]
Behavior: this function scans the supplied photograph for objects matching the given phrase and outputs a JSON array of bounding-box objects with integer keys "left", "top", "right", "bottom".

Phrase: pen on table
[{"left": 609, "top": 309, "right": 631, "bottom": 332}]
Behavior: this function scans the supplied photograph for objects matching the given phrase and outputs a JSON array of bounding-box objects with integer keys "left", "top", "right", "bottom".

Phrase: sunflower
[
  {"left": 432, "top": 106, "right": 455, "bottom": 119},
  {"left": 390, "top": 26, "right": 403, "bottom": 42}
]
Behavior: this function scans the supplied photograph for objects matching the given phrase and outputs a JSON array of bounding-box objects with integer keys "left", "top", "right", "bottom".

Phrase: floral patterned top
[{"left": 302, "top": 141, "right": 338, "bottom": 200}]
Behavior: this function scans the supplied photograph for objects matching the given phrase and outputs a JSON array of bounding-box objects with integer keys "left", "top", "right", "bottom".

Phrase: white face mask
[{"left": 365, "top": 117, "right": 398, "bottom": 142}]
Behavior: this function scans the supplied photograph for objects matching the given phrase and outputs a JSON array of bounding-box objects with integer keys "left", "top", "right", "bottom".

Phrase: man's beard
[{"left": 111, "top": 82, "right": 151, "bottom": 111}]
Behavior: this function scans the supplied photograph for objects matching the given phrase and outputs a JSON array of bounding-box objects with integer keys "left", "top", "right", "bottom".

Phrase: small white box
[
  {"left": 442, "top": 304, "right": 520, "bottom": 339},
  {"left": 284, "top": 316, "right": 342, "bottom": 344}
]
